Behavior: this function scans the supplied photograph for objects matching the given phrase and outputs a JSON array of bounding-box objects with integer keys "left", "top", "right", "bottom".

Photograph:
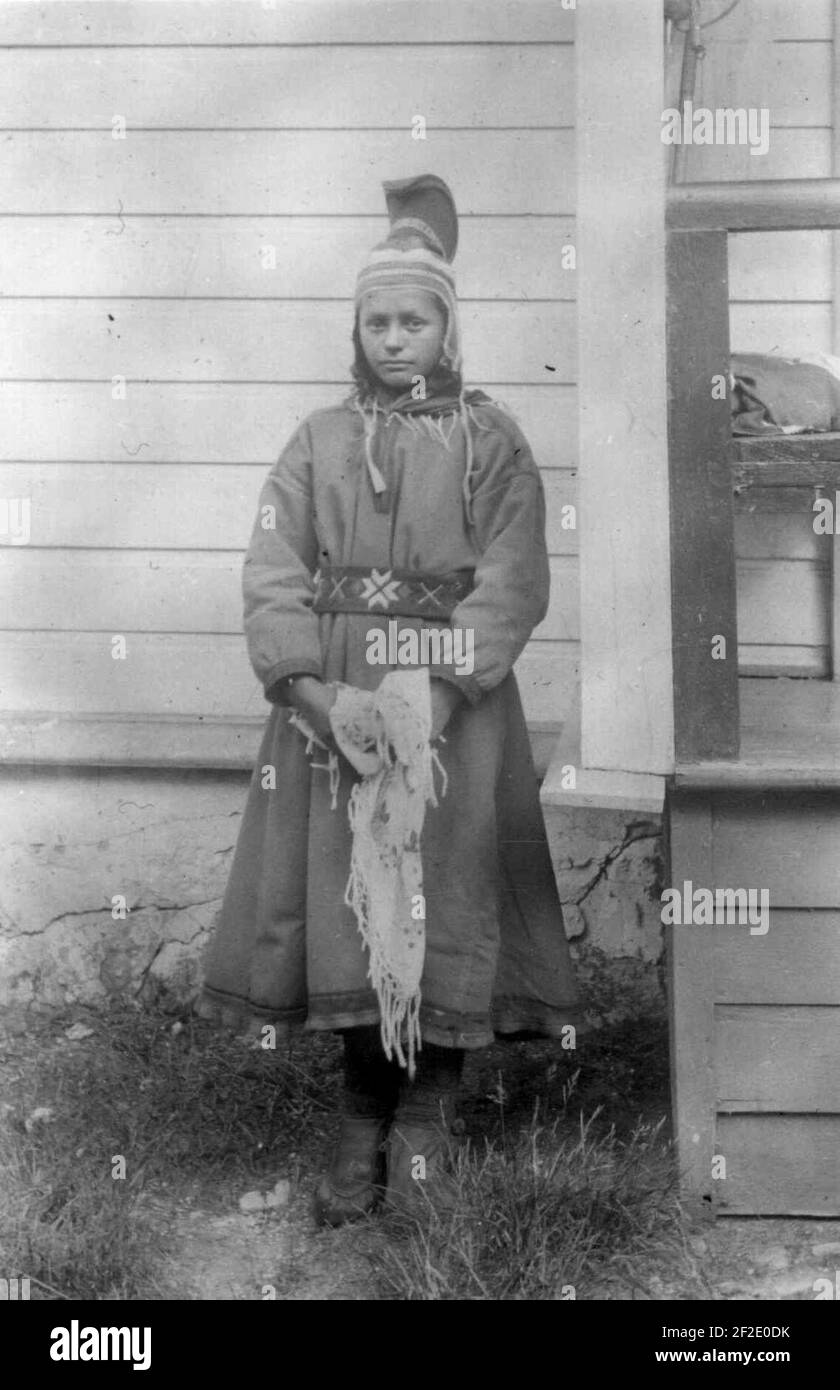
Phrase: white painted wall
[{"left": 0, "top": 0, "right": 577, "bottom": 752}]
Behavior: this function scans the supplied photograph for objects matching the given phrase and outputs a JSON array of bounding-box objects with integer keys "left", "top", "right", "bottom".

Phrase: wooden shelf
[
  {"left": 675, "top": 679, "right": 840, "bottom": 789},
  {"left": 733, "top": 433, "right": 840, "bottom": 465},
  {"left": 731, "top": 438, "right": 840, "bottom": 512}
]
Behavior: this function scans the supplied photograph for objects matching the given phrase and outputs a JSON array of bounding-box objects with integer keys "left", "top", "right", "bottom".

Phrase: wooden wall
[
  {"left": 670, "top": 785, "right": 840, "bottom": 1215},
  {"left": 670, "top": 0, "right": 837, "bottom": 680},
  {"left": 0, "top": 0, "right": 577, "bottom": 755},
  {"left": 2, "top": 1, "right": 834, "bottom": 753}
]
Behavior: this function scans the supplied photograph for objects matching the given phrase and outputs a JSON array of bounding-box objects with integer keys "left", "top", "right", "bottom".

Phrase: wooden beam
[
  {"left": 667, "top": 229, "right": 740, "bottom": 761},
  {"left": 831, "top": 2, "right": 840, "bottom": 678},
  {"left": 668, "top": 179, "right": 840, "bottom": 232},
  {"left": 675, "top": 677, "right": 840, "bottom": 788},
  {"left": 833, "top": 0, "right": 840, "bottom": 352},
  {"left": 732, "top": 455, "right": 837, "bottom": 516},
  {"left": 667, "top": 789, "right": 717, "bottom": 1216},
  {"left": 733, "top": 434, "right": 840, "bottom": 465}
]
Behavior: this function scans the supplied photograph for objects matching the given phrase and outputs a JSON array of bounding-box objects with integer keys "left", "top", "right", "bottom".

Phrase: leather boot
[
  {"left": 385, "top": 1092, "right": 459, "bottom": 1216},
  {"left": 313, "top": 1113, "right": 390, "bottom": 1227},
  {"left": 313, "top": 1026, "right": 401, "bottom": 1227},
  {"left": 385, "top": 1043, "right": 465, "bottom": 1215}
]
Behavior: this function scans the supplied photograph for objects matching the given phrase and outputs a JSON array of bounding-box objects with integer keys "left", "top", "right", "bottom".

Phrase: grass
[
  {"left": 0, "top": 992, "right": 694, "bottom": 1301},
  {"left": 373, "top": 1108, "right": 682, "bottom": 1300},
  {"left": 0, "top": 1000, "right": 343, "bottom": 1299}
]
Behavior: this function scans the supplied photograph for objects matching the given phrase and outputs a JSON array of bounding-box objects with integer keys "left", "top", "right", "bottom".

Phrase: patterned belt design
[{"left": 312, "top": 565, "right": 474, "bottom": 618}]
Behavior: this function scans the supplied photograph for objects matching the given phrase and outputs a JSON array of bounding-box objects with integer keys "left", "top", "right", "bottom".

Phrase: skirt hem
[{"left": 195, "top": 986, "right": 584, "bottom": 1050}]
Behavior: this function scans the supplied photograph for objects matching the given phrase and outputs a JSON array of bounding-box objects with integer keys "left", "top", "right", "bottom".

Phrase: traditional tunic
[{"left": 200, "top": 391, "right": 581, "bottom": 1048}]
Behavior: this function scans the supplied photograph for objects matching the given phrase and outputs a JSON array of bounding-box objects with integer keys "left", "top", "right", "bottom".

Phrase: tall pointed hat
[{"left": 354, "top": 174, "right": 461, "bottom": 371}]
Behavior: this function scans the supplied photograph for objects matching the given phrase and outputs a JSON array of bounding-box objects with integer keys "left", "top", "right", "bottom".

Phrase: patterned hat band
[{"left": 355, "top": 246, "right": 456, "bottom": 292}]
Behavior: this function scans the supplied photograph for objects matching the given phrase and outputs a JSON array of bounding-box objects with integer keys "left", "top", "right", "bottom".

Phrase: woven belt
[{"left": 312, "top": 565, "right": 474, "bottom": 618}]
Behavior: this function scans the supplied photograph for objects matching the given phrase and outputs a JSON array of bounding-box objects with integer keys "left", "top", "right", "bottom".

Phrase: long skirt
[{"left": 200, "top": 673, "right": 581, "bottom": 1049}]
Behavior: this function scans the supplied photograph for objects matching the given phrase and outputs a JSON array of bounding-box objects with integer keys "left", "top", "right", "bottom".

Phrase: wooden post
[
  {"left": 667, "top": 787, "right": 718, "bottom": 1216},
  {"left": 667, "top": 228, "right": 740, "bottom": 761},
  {"left": 832, "top": 0, "right": 840, "bottom": 677},
  {"left": 576, "top": 0, "right": 674, "bottom": 778}
]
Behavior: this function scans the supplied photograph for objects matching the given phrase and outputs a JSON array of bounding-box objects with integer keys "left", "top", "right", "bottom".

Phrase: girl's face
[{"left": 357, "top": 289, "right": 447, "bottom": 394}]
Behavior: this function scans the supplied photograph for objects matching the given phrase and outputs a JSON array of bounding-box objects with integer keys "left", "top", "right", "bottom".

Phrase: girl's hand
[
  {"left": 430, "top": 678, "right": 465, "bottom": 740},
  {"left": 287, "top": 676, "right": 337, "bottom": 740}
]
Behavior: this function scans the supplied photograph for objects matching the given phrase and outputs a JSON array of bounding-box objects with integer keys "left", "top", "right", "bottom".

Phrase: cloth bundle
[
  {"left": 291, "top": 669, "right": 447, "bottom": 1076},
  {"left": 731, "top": 352, "right": 840, "bottom": 435}
]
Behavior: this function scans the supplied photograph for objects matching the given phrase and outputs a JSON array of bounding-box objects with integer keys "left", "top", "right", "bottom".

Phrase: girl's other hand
[
  {"left": 430, "top": 678, "right": 464, "bottom": 740},
  {"left": 287, "top": 676, "right": 337, "bottom": 739}
]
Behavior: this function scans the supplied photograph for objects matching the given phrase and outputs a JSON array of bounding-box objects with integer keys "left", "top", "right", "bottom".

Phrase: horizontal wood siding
[
  {"left": 0, "top": 2, "right": 577, "bottom": 45},
  {"left": 0, "top": 46, "right": 573, "bottom": 126},
  {"left": 701, "top": 4, "right": 839, "bottom": 679},
  {"left": 0, "top": 217, "right": 576, "bottom": 298},
  {"left": 0, "top": 1, "right": 577, "bottom": 743},
  {"left": 714, "top": 908, "right": 840, "bottom": 1004},
  {"left": 670, "top": 785, "right": 840, "bottom": 1215},
  {"left": 715, "top": 1115, "right": 840, "bottom": 1215},
  {"left": 716, "top": 1004, "right": 840, "bottom": 1112},
  {"left": 0, "top": 382, "right": 577, "bottom": 466},
  {"left": 711, "top": 793, "right": 840, "bottom": 907}
]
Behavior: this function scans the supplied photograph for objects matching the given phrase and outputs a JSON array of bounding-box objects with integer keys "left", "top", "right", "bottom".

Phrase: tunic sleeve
[
  {"left": 430, "top": 417, "right": 550, "bottom": 705},
  {"left": 242, "top": 419, "right": 323, "bottom": 700}
]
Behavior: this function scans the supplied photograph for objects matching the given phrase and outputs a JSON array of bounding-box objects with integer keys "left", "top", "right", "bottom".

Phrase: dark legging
[{"left": 342, "top": 1025, "right": 464, "bottom": 1119}]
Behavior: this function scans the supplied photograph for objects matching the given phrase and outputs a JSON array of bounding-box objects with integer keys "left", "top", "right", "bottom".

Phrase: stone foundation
[
  {"left": 0, "top": 767, "right": 245, "bottom": 1010},
  {"left": 0, "top": 768, "right": 667, "bottom": 1017}
]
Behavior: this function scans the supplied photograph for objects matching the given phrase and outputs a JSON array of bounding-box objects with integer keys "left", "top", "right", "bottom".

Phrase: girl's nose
[{"left": 383, "top": 321, "right": 403, "bottom": 351}]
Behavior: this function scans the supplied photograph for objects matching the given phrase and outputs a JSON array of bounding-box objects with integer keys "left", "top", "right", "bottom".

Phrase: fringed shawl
[{"left": 289, "top": 670, "right": 447, "bottom": 1075}]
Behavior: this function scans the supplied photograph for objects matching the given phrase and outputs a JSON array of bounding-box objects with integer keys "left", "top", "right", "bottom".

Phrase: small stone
[
  {"left": 238, "top": 1190, "right": 267, "bottom": 1213},
  {"left": 716, "top": 1279, "right": 752, "bottom": 1295},
  {"left": 171, "top": 1021, "right": 184, "bottom": 1036},
  {"left": 811, "top": 1242, "right": 840, "bottom": 1259},
  {"left": 24, "top": 1106, "right": 55, "bottom": 1133},
  {"left": 265, "top": 1179, "right": 291, "bottom": 1209},
  {"left": 64, "top": 1023, "right": 94, "bottom": 1041},
  {"left": 753, "top": 1245, "right": 790, "bottom": 1272},
  {"left": 766, "top": 1270, "right": 823, "bottom": 1299},
  {"left": 562, "top": 903, "right": 587, "bottom": 940},
  {"left": 688, "top": 1236, "right": 708, "bottom": 1256}
]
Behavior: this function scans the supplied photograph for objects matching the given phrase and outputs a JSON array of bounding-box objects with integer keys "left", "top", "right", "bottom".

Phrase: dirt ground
[{"left": 151, "top": 1193, "right": 840, "bottom": 1302}]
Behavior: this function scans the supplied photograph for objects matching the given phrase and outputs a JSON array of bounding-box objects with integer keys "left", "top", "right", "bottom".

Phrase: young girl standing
[{"left": 199, "top": 174, "right": 581, "bottom": 1224}]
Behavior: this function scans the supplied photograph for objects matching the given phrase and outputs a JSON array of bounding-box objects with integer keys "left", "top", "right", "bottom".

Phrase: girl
[{"left": 199, "top": 174, "right": 581, "bottom": 1224}]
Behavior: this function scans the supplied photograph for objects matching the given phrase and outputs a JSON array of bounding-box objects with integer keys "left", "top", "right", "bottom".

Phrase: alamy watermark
[
  {"left": 0, "top": 497, "right": 30, "bottom": 545},
  {"left": 661, "top": 102, "right": 770, "bottom": 157},
  {"left": 661, "top": 880, "right": 769, "bottom": 935},
  {"left": 50, "top": 1321, "right": 151, "bottom": 1371},
  {"left": 0, "top": 1277, "right": 30, "bottom": 1300},
  {"left": 365, "top": 620, "right": 474, "bottom": 676}
]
